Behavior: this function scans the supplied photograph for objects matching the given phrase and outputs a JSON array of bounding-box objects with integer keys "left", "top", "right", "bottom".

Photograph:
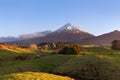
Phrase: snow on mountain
[
  {"left": 56, "top": 23, "right": 82, "bottom": 31},
  {"left": 55, "top": 23, "right": 94, "bottom": 36}
]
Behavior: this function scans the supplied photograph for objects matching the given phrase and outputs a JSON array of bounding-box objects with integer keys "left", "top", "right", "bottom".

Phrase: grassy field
[{"left": 0, "top": 46, "right": 120, "bottom": 80}]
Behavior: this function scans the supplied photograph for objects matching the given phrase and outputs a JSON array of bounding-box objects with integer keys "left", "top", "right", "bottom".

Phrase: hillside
[{"left": 80, "top": 30, "right": 120, "bottom": 45}]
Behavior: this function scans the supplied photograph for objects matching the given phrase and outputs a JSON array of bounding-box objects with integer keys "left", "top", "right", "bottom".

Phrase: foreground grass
[
  {"left": 0, "top": 72, "right": 74, "bottom": 80},
  {"left": 53, "top": 55, "right": 120, "bottom": 80},
  {"left": 0, "top": 55, "right": 74, "bottom": 75},
  {"left": 1, "top": 54, "right": 120, "bottom": 80}
]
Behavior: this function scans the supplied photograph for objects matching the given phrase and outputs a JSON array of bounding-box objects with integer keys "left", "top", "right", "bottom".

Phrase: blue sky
[{"left": 0, "top": 0, "right": 120, "bottom": 37}]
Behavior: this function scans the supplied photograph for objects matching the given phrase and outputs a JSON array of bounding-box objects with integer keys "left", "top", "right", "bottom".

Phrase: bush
[
  {"left": 111, "top": 40, "right": 120, "bottom": 50},
  {"left": 15, "top": 55, "right": 31, "bottom": 60},
  {"left": 59, "top": 46, "right": 80, "bottom": 55}
]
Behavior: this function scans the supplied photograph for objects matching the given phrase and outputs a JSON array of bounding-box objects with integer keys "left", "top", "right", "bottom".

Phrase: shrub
[
  {"left": 111, "top": 40, "right": 120, "bottom": 50},
  {"left": 59, "top": 46, "right": 80, "bottom": 55},
  {"left": 15, "top": 55, "right": 31, "bottom": 60}
]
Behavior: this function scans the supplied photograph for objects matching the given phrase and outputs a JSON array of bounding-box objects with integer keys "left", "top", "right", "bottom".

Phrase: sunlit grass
[
  {"left": 0, "top": 72, "right": 74, "bottom": 80},
  {"left": 0, "top": 44, "right": 35, "bottom": 53}
]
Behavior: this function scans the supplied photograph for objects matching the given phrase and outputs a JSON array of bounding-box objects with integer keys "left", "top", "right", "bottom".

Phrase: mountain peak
[
  {"left": 64, "top": 23, "right": 72, "bottom": 26},
  {"left": 56, "top": 23, "right": 81, "bottom": 31}
]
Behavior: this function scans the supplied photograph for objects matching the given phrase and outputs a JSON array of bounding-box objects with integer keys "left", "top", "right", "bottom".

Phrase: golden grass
[
  {"left": 0, "top": 72, "right": 74, "bottom": 80},
  {"left": 0, "top": 44, "right": 35, "bottom": 53}
]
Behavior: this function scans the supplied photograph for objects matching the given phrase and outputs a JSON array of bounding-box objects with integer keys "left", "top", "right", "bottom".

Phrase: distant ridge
[
  {"left": 20, "top": 30, "right": 52, "bottom": 39},
  {"left": 0, "top": 37, "right": 21, "bottom": 42},
  {"left": 0, "top": 31, "right": 52, "bottom": 42},
  {"left": 80, "top": 30, "right": 120, "bottom": 45}
]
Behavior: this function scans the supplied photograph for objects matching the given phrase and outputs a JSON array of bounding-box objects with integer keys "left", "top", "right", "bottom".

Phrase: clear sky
[{"left": 0, "top": 0, "right": 120, "bottom": 37}]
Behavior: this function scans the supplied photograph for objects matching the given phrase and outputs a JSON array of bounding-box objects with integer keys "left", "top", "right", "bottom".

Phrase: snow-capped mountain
[
  {"left": 15, "top": 23, "right": 95, "bottom": 43},
  {"left": 56, "top": 23, "right": 92, "bottom": 35},
  {"left": 44, "top": 23, "right": 95, "bottom": 42}
]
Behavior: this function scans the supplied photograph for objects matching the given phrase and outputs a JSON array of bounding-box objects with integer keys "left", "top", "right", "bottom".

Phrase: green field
[{"left": 0, "top": 46, "right": 120, "bottom": 80}]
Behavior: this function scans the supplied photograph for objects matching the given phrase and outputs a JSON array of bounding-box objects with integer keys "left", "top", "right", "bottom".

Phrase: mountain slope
[
  {"left": 20, "top": 31, "right": 52, "bottom": 39},
  {"left": 80, "top": 30, "right": 120, "bottom": 45}
]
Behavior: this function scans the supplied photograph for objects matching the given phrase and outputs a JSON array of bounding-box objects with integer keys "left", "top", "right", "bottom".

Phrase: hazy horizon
[{"left": 0, "top": 0, "right": 120, "bottom": 37}]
